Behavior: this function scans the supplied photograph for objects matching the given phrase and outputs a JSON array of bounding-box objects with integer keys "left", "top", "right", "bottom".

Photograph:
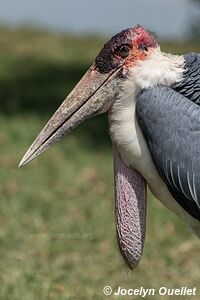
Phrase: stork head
[
  {"left": 19, "top": 25, "right": 158, "bottom": 167},
  {"left": 96, "top": 25, "right": 157, "bottom": 75}
]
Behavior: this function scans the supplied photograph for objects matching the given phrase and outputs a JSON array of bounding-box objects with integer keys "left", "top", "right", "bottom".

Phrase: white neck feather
[
  {"left": 129, "top": 47, "right": 184, "bottom": 89},
  {"left": 109, "top": 48, "right": 185, "bottom": 168}
]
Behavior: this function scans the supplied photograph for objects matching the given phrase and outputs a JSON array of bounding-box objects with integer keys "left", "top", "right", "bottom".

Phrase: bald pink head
[
  {"left": 132, "top": 26, "right": 157, "bottom": 49},
  {"left": 95, "top": 25, "right": 158, "bottom": 74}
]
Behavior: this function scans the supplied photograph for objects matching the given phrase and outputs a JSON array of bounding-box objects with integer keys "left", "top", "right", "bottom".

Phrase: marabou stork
[{"left": 19, "top": 26, "right": 200, "bottom": 269}]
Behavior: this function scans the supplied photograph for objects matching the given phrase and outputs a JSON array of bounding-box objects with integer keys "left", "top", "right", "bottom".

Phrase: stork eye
[
  {"left": 140, "top": 44, "right": 148, "bottom": 52},
  {"left": 117, "top": 45, "right": 131, "bottom": 58}
]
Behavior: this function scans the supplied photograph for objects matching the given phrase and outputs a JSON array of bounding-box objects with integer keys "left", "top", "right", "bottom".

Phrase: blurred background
[{"left": 0, "top": 0, "right": 200, "bottom": 299}]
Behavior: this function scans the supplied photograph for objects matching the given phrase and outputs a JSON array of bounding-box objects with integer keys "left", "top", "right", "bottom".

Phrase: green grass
[{"left": 0, "top": 27, "right": 200, "bottom": 300}]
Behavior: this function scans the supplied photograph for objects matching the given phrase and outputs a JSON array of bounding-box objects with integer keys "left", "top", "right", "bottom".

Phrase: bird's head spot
[{"left": 95, "top": 25, "right": 158, "bottom": 75}]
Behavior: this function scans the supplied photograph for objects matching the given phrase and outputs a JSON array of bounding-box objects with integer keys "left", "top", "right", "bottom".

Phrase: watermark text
[
  {"left": 29, "top": 232, "right": 94, "bottom": 240},
  {"left": 103, "top": 286, "right": 197, "bottom": 297}
]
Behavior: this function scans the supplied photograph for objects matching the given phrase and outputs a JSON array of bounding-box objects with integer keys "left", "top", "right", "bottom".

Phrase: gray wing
[
  {"left": 136, "top": 86, "right": 200, "bottom": 220},
  {"left": 173, "top": 53, "right": 200, "bottom": 104}
]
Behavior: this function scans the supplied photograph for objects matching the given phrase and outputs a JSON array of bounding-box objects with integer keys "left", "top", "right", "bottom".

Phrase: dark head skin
[{"left": 95, "top": 25, "right": 158, "bottom": 74}]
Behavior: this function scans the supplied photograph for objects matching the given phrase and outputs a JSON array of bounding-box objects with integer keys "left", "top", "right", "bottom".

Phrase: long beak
[{"left": 19, "top": 63, "right": 121, "bottom": 167}]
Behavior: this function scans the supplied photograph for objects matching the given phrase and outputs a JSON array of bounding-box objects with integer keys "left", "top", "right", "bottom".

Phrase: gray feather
[
  {"left": 173, "top": 53, "right": 200, "bottom": 104},
  {"left": 136, "top": 86, "right": 200, "bottom": 220}
]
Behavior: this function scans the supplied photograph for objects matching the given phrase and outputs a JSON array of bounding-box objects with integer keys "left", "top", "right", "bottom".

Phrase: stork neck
[
  {"left": 109, "top": 83, "right": 139, "bottom": 168},
  {"left": 109, "top": 48, "right": 185, "bottom": 168},
  {"left": 129, "top": 48, "right": 184, "bottom": 89}
]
